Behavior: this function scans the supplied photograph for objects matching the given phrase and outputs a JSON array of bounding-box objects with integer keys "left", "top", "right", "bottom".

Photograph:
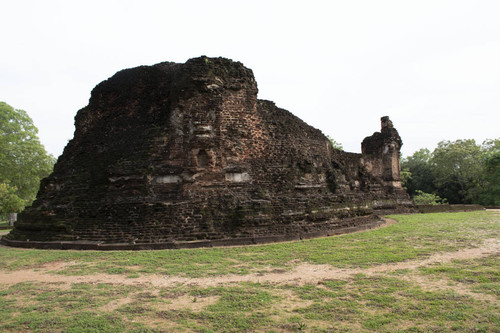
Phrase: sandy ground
[{"left": 0, "top": 238, "right": 498, "bottom": 290}]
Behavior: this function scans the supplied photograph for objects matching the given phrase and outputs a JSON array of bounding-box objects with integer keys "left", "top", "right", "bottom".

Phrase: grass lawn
[{"left": 0, "top": 211, "right": 498, "bottom": 332}]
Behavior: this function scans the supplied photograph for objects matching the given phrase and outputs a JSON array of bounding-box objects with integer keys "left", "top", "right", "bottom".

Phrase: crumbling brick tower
[
  {"left": 3, "top": 57, "right": 413, "bottom": 249},
  {"left": 361, "top": 116, "right": 405, "bottom": 191}
]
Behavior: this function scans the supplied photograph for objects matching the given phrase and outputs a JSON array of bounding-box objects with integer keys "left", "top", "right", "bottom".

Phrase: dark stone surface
[
  {"left": 416, "top": 204, "right": 484, "bottom": 213},
  {"left": 2, "top": 56, "right": 414, "bottom": 249}
]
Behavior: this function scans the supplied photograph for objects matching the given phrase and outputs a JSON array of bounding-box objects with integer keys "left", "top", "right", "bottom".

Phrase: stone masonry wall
[{"left": 3, "top": 57, "right": 414, "bottom": 249}]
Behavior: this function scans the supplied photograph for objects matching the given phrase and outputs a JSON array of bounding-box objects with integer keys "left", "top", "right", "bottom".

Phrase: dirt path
[{"left": 0, "top": 238, "right": 498, "bottom": 288}]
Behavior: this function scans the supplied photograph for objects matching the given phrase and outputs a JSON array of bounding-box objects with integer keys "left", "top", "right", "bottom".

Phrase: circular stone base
[{"left": 1, "top": 217, "right": 388, "bottom": 250}]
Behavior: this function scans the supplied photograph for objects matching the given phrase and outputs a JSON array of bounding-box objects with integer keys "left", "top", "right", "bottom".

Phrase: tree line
[{"left": 401, "top": 139, "right": 499, "bottom": 206}]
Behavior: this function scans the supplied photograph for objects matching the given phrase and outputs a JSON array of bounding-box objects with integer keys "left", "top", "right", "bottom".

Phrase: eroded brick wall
[{"left": 4, "top": 57, "right": 414, "bottom": 247}]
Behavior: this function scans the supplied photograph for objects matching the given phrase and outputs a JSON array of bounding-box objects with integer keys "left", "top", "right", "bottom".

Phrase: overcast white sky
[{"left": 1, "top": 0, "right": 499, "bottom": 158}]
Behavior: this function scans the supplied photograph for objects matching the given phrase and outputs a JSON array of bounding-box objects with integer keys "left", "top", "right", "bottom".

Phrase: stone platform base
[{"left": 1, "top": 217, "right": 388, "bottom": 251}]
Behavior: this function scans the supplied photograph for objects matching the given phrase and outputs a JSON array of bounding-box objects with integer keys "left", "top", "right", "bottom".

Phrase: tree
[
  {"left": 400, "top": 167, "right": 412, "bottom": 191},
  {"left": 402, "top": 138, "right": 499, "bottom": 205},
  {"left": 477, "top": 139, "right": 500, "bottom": 206},
  {"left": 481, "top": 138, "right": 500, "bottom": 154},
  {"left": 0, "top": 102, "right": 55, "bottom": 220},
  {"left": 401, "top": 148, "right": 435, "bottom": 197},
  {"left": 0, "top": 183, "right": 25, "bottom": 225},
  {"left": 432, "top": 139, "right": 483, "bottom": 204},
  {"left": 412, "top": 190, "right": 447, "bottom": 205}
]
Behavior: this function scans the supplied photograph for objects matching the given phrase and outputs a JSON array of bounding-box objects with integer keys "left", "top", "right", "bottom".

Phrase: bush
[{"left": 412, "top": 190, "right": 447, "bottom": 205}]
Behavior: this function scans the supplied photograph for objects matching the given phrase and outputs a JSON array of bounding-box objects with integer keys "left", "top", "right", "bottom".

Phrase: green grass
[
  {"left": 0, "top": 282, "right": 149, "bottom": 332},
  {"left": 0, "top": 211, "right": 498, "bottom": 278},
  {"left": 0, "top": 276, "right": 497, "bottom": 332},
  {"left": 419, "top": 254, "right": 500, "bottom": 297},
  {"left": 0, "top": 211, "right": 498, "bottom": 332}
]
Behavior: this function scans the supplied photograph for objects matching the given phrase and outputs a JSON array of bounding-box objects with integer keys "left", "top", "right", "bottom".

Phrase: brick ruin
[{"left": 2, "top": 56, "right": 414, "bottom": 250}]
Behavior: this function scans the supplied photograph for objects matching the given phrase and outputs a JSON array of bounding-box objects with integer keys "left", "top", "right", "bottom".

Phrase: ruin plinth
[{"left": 2, "top": 56, "right": 414, "bottom": 250}]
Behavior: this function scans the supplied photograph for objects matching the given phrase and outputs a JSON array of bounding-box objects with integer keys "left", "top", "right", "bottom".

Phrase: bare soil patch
[
  {"left": 99, "top": 297, "right": 134, "bottom": 312},
  {"left": 401, "top": 272, "right": 498, "bottom": 303},
  {"left": 157, "top": 294, "right": 220, "bottom": 312}
]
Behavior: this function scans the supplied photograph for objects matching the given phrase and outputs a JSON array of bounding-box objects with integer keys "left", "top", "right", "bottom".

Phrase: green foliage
[
  {"left": 478, "top": 139, "right": 500, "bottom": 205},
  {"left": 401, "top": 148, "right": 435, "bottom": 196},
  {"left": 412, "top": 190, "right": 447, "bottom": 205},
  {"left": 400, "top": 167, "right": 412, "bottom": 190},
  {"left": 0, "top": 102, "right": 55, "bottom": 213},
  {"left": 432, "top": 139, "right": 484, "bottom": 203},
  {"left": 481, "top": 138, "right": 500, "bottom": 155},
  {"left": 326, "top": 135, "right": 343, "bottom": 150},
  {"left": 403, "top": 138, "right": 499, "bottom": 205},
  {"left": 0, "top": 183, "right": 25, "bottom": 214}
]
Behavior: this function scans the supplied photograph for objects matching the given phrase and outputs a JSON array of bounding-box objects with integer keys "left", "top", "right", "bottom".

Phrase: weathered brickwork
[{"left": 3, "top": 57, "right": 414, "bottom": 249}]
